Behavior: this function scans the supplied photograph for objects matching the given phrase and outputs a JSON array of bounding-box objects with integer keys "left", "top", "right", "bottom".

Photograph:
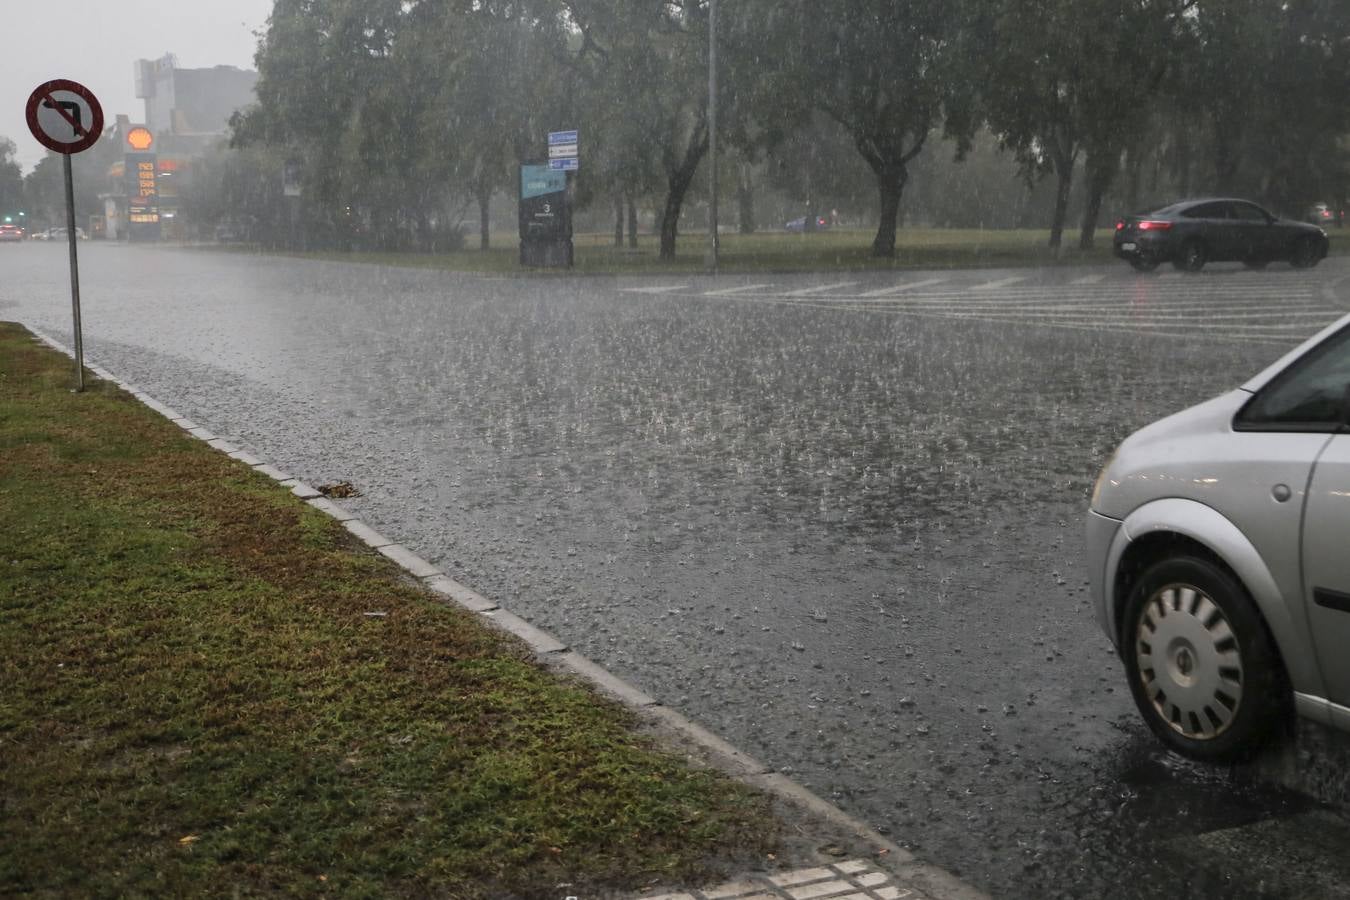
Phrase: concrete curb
[{"left": 27, "top": 327, "right": 988, "bottom": 900}]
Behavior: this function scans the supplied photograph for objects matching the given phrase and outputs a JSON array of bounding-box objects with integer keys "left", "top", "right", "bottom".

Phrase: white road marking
[
  {"left": 970, "top": 275, "right": 1027, "bottom": 290},
  {"left": 773, "top": 300, "right": 1312, "bottom": 343},
  {"left": 856, "top": 277, "right": 950, "bottom": 297},
  {"left": 936, "top": 309, "right": 1334, "bottom": 323},
  {"left": 781, "top": 281, "right": 860, "bottom": 297},
  {"left": 704, "top": 283, "right": 774, "bottom": 296},
  {"left": 796, "top": 295, "right": 1319, "bottom": 312},
  {"left": 620, "top": 284, "right": 689, "bottom": 294},
  {"left": 1070, "top": 274, "right": 1105, "bottom": 285}
]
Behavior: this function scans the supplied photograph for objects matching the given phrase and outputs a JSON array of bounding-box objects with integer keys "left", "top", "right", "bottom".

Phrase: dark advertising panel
[{"left": 519, "top": 164, "right": 572, "bottom": 267}]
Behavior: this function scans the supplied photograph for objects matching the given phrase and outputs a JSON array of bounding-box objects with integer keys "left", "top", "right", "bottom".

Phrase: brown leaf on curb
[
  {"left": 178, "top": 835, "right": 199, "bottom": 845},
  {"left": 317, "top": 481, "right": 360, "bottom": 498}
]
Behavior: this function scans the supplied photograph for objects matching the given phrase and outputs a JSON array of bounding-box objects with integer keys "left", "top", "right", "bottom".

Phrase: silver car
[{"left": 1088, "top": 313, "right": 1350, "bottom": 760}]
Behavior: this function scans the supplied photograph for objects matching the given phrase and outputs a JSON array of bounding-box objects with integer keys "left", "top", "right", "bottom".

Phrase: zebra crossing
[{"left": 621, "top": 271, "right": 1345, "bottom": 344}]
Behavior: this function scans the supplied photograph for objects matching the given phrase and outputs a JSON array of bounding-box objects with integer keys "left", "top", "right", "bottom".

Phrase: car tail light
[
  {"left": 1115, "top": 220, "right": 1125, "bottom": 231},
  {"left": 1137, "top": 220, "right": 1172, "bottom": 231}
]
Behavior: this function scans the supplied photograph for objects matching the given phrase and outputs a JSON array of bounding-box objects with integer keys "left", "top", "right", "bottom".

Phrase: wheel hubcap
[{"left": 1135, "top": 584, "right": 1243, "bottom": 740}]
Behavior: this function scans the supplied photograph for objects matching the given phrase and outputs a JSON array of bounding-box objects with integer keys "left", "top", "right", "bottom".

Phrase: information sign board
[{"left": 547, "top": 129, "right": 579, "bottom": 171}]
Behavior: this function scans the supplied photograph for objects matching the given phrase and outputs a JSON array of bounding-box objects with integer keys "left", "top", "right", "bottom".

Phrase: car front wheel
[
  {"left": 1290, "top": 237, "right": 1322, "bottom": 269},
  {"left": 1121, "top": 555, "right": 1288, "bottom": 761}
]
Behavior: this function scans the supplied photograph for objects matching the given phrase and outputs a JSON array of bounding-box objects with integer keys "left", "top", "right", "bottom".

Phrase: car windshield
[{"left": 3, "top": 3, "right": 1349, "bottom": 899}]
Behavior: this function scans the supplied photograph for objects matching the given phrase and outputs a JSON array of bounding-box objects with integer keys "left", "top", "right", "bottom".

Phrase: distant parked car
[
  {"left": 1114, "top": 198, "right": 1328, "bottom": 273},
  {"left": 0, "top": 224, "right": 24, "bottom": 242},
  {"left": 785, "top": 215, "right": 830, "bottom": 233},
  {"left": 1306, "top": 202, "right": 1335, "bottom": 227},
  {"left": 1088, "top": 312, "right": 1350, "bottom": 760}
]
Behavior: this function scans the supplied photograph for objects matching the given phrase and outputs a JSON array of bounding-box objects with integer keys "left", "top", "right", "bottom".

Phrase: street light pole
[{"left": 706, "top": 0, "right": 719, "bottom": 274}]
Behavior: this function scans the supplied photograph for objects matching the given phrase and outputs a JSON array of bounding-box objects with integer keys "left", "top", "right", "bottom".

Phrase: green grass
[
  {"left": 213, "top": 225, "right": 1350, "bottom": 276},
  {"left": 0, "top": 323, "right": 778, "bottom": 898},
  {"left": 237, "top": 227, "right": 1112, "bottom": 276}
]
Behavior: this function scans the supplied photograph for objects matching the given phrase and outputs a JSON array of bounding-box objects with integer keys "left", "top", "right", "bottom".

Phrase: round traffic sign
[{"left": 25, "top": 79, "right": 104, "bottom": 155}]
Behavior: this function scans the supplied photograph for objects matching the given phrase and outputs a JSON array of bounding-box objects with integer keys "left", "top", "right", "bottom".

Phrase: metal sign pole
[
  {"left": 62, "top": 153, "right": 84, "bottom": 391},
  {"left": 25, "top": 78, "right": 102, "bottom": 392},
  {"left": 706, "top": 0, "right": 719, "bottom": 274}
]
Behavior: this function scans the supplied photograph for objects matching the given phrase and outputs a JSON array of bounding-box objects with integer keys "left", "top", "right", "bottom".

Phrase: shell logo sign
[{"left": 125, "top": 126, "right": 154, "bottom": 151}]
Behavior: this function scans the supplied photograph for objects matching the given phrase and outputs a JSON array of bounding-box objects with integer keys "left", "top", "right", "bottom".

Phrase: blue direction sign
[{"left": 547, "top": 129, "right": 578, "bottom": 171}]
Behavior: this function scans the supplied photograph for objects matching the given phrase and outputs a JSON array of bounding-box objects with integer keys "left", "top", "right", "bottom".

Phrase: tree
[
  {"left": 565, "top": 0, "right": 716, "bottom": 259},
  {"left": 1182, "top": 0, "right": 1350, "bottom": 209},
  {"left": 0, "top": 139, "right": 24, "bottom": 222},
  {"left": 234, "top": 0, "right": 456, "bottom": 251},
  {"left": 23, "top": 135, "right": 119, "bottom": 232},
  {"left": 405, "top": 0, "right": 575, "bottom": 251},
  {"left": 984, "top": 0, "right": 1196, "bottom": 250},
  {"left": 748, "top": 1, "right": 984, "bottom": 257}
]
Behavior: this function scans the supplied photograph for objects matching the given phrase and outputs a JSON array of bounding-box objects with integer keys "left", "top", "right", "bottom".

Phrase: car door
[
  {"left": 1227, "top": 201, "right": 1278, "bottom": 262},
  {"left": 1237, "top": 325, "right": 1350, "bottom": 707},
  {"left": 1181, "top": 201, "right": 1234, "bottom": 259},
  {"left": 1303, "top": 434, "right": 1350, "bottom": 709}
]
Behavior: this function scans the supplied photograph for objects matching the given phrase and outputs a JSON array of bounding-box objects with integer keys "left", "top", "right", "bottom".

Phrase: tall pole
[
  {"left": 63, "top": 153, "right": 85, "bottom": 392},
  {"left": 706, "top": 0, "right": 719, "bottom": 274}
]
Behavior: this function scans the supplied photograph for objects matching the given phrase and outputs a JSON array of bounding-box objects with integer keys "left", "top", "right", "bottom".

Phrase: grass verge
[
  {"left": 0, "top": 322, "right": 778, "bottom": 898},
  {"left": 210, "top": 225, "right": 1350, "bottom": 276}
]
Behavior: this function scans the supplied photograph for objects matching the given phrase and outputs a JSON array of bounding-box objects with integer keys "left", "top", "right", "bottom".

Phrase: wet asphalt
[{"left": 4, "top": 244, "right": 1350, "bottom": 898}]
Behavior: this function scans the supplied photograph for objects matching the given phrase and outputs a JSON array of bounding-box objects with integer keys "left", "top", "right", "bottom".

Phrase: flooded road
[{"left": 5, "top": 244, "right": 1350, "bottom": 897}]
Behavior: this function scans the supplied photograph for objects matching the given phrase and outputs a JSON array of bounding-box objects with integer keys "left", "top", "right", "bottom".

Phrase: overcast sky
[{"left": 4, "top": 0, "right": 274, "bottom": 173}]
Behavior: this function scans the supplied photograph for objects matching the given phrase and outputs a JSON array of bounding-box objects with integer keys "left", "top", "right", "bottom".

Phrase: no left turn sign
[{"left": 26, "top": 79, "right": 103, "bottom": 155}]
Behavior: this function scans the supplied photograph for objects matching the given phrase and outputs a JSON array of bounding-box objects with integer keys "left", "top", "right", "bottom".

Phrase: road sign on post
[
  {"left": 547, "top": 130, "right": 579, "bottom": 171},
  {"left": 26, "top": 79, "right": 104, "bottom": 392}
]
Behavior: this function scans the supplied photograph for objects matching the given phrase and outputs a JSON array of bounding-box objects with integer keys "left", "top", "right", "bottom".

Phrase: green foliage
[
  {"left": 20, "top": 135, "right": 119, "bottom": 232},
  {"left": 743, "top": 0, "right": 988, "bottom": 257},
  {"left": 0, "top": 138, "right": 23, "bottom": 223},
  {"left": 188, "top": 0, "right": 1350, "bottom": 258}
]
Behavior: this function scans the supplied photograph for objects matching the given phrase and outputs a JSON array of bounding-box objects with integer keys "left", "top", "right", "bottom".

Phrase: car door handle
[{"left": 1314, "top": 588, "right": 1350, "bottom": 613}]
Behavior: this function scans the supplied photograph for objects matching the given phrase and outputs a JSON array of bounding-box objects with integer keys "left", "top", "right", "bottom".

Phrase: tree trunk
[
  {"left": 626, "top": 194, "right": 638, "bottom": 248},
  {"left": 1048, "top": 159, "right": 1074, "bottom": 251},
  {"left": 736, "top": 162, "right": 755, "bottom": 234},
  {"left": 1125, "top": 144, "right": 1144, "bottom": 213},
  {"left": 659, "top": 132, "right": 708, "bottom": 260},
  {"left": 477, "top": 187, "right": 491, "bottom": 251},
  {"left": 659, "top": 187, "right": 685, "bottom": 260},
  {"left": 1078, "top": 151, "right": 1117, "bottom": 250},
  {"left": 871, "top": 166, "right": 906, "bottom": 258},
  {"left": 614, "top": 193, "right": 624, "bottom": 247}
]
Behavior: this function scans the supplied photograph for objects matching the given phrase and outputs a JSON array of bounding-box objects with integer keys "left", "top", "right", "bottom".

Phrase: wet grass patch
[
  {"left": 213, "top": 225, "right": 1350, "bottom": 275},
  {"left": 0, "top": 322, "right": 777, "bottom": 897}
]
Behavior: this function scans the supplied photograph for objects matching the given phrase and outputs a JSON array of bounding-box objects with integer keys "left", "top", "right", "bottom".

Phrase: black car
[{"left": 1113, "top": 198, "right": 1328, "bottom": 273}]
